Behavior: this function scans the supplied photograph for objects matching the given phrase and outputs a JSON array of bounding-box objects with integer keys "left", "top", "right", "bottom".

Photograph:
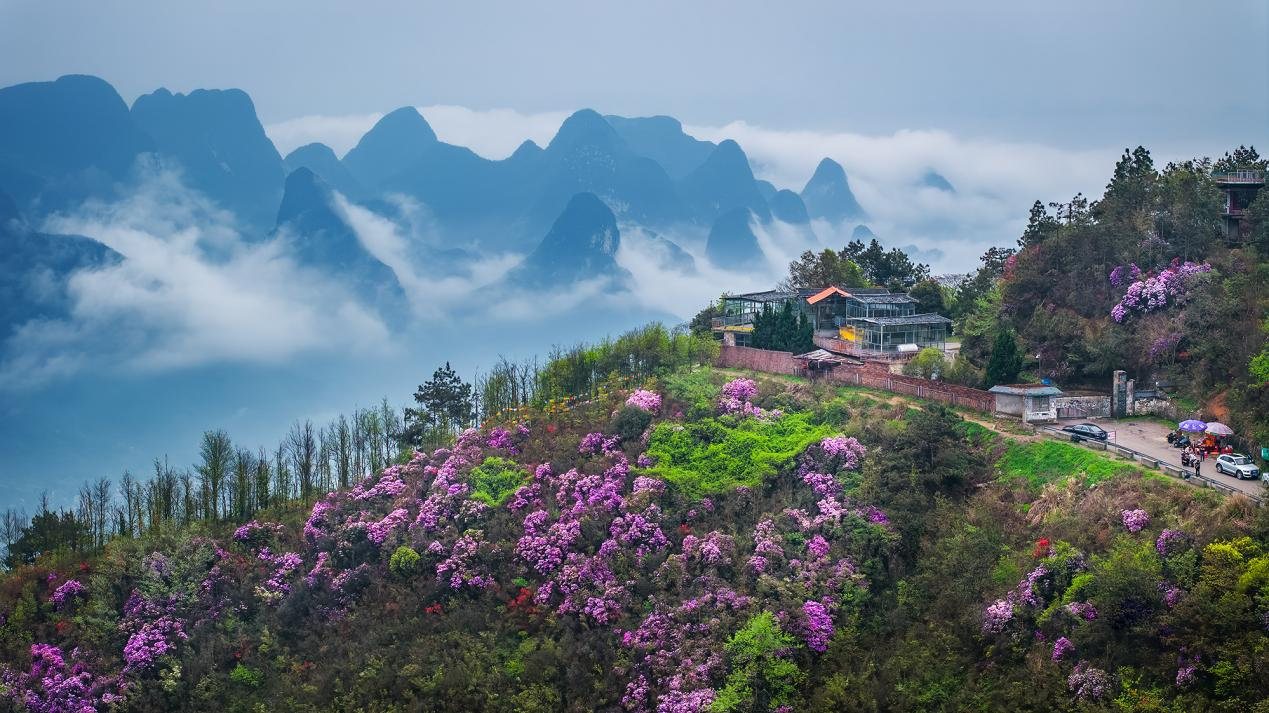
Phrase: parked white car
[{"left": 1214, "top": 453, "right": 1261, "bottom": 480}]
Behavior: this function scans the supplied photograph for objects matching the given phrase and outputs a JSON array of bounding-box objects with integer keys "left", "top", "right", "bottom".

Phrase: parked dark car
[{"left": 1062, "top": 423, "right": 1108, "bottom": 443}]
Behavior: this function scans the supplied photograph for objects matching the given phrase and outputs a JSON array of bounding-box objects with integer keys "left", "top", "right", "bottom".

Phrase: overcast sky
[{"left": 1, "top": 0, "right": 1265, "bottom": 152}]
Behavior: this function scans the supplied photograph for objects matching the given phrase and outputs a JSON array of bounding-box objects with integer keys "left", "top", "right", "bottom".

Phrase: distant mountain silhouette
[
  {"left": 275, "top": 168, "right": 404, "bottom": 310},
  {"left": 705, "top": 208, "right": 764, "bottom": 271},
  {"left": 678, "top": 140, "right": 771, "bottom": 224},
  {"left": 284, "top": 143, "right": 364, "bottom": 199},
  {"left": 528, "top": 109, "right": 687, "bottom": 233},
  {"left": 851, "top": 224, "right": 877, "bottom": 241},
  {"left": 604, "top": 115, "right": 716, "bottom": 180},
  {"left": 754, "top": 179, "right": 778, "bottom": 203},
  {"left": 643, "top": 232, "right": 697, "bottom": 275},
  {"left": 769, "top": 189, "right": 810, "bottom": 224},
  {"left": 801, "top": 158, "right": 867, "bottom": 223},
  {"left": 512, "top": 192, "right": 631, "bottom": 287},
  {"left": 0, "top": 189, "right": 120, "bottom": 337},
  {"left": 920, "top": 170, "right": 956, "bottom": 192},
  {"left": 0, "top": 75, "right": 153, "bottom": 213},
  {"left": 131, "top": 87, "right": 284, "bottom": 229},
  {"left": 341, "top": 107, "right": 438, "bottom": 190}
]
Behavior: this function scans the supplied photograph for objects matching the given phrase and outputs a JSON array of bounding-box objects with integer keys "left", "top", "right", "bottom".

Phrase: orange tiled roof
[{"left": 805, "top": 286, "right": 851, "bottom": 305}]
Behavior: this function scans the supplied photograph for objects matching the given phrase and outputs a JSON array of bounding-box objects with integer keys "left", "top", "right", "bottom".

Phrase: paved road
[{"left": 1056, "top": 418, "right": 1266, "bottom": 498}]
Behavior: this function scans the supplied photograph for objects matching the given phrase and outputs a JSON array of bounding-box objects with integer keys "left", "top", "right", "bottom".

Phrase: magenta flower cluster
[
  {"left": 50, "top": 579, "right": 86, "bottom": 610},
  {"left": 1155, "top": 529, "right": 1186, "bottom": 557},
  {"left": 1067, "top": 661, "right": 1112, "bottom": 701},
  {"left": 982, "top": 599, "right": 1014, "bottom": 634},
  {"left": 717, "top": 378, "right": 780, "bottom": 420},
  {"left": 800, "top": 599, "right": 835, "bottom": 652},
  {"left": 625, "top": 389, "right": 662, "bottom": 413},
  {"left": 1110, "top": 259, "right": 1212, "bottom": 322},
  {"left": 1121, "top": 509, "right": 1149, "bottom": 533},
  {"left": 0, "top": 643, "right": 124, "bottom": 713},
  {"left": 1051, "top": 636, "right": 1075, "bottom": 661}
]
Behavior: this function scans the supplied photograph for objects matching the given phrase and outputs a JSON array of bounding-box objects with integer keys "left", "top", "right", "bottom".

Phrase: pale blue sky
[{"left": 1, "top": 0, "right": 1265, "bottom": 149}]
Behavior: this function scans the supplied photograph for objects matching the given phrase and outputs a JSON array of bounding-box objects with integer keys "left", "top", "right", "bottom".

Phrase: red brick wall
[
  {"left": 717, "top": 345, "right": 994, "bottom": 412},
  {"left": 717, "top": 345, "right": 798, "bottom": 375}
]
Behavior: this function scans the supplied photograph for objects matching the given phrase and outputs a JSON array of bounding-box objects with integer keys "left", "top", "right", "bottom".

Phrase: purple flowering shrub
[
  {"left": 1109, "top": 259, "right": 1212, "bottom": 322},
  {"left": 50, "top": 579, "right": 86, "bottom": 610},
  {"left": 626, "top": 389, "right": 663, "bottom": 413},
  {"left": 1121, "top": 508, "right": 1149, "bottom": 533},
  {"left": 1, "top": 644, "right": 124, "bottom": 712}
]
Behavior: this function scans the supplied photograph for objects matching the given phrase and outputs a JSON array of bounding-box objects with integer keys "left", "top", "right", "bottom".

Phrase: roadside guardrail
[{"left": 1033, "top": 425, "right": 1263, "bottom": 505}]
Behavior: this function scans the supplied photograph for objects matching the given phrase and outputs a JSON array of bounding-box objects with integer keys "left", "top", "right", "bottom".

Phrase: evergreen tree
[
  {"left": 403, "top": 362, "right": 475, "bottom": 449},
  {"left": 985, "top": 329, "right": 1024, "bottom": 386}
]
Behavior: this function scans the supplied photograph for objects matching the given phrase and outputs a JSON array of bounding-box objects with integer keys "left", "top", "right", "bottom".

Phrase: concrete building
[{"left": 989, "top": 384, "right": 1062, "bottom": 423}]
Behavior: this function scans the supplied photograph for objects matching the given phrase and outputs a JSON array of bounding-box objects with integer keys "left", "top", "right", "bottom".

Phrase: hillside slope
[{"left": 1, "top": 368, "right": 1266, "bottom": 712}]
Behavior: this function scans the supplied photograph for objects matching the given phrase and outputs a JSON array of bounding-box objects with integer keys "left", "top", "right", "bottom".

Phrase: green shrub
[
  {"left": 468, "top": 457, "right": 528, "bottom": 506},
  {"left": 664, "top": 367, "right": 721, "bottom": 419},
  {"left": 643, "top": 412, "right": 832, "bottom": 496},
  {"left": 610, "top": 405, "right": 653, "bottom": 441},
  {"left": 996, "top": 440, "right": 1139, "bottom": 490},
  {"left": 230, "top": 662, "right": 263, "bottom": 688},
  {"left": 389, "top": 546, "right": 421, "bottom": 578},
  {"left": 711, "top": 611, "right": 804, "bottom": 712}
]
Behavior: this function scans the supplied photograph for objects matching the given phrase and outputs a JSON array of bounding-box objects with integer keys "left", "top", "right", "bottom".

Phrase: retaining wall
[{"left": 717, "top": 345, "right": 995, "bottom": 413}]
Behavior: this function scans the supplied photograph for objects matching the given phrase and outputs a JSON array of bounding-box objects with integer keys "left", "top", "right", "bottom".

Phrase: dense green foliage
[
  {"left": 643, "top": 411, "right": 832, "bottom": 496},
  {"left": 467, "top": 457, "right": 529, "bottom": 506},
  {"left": 748, "top": 302, "right": 814, "bottom": 354}
]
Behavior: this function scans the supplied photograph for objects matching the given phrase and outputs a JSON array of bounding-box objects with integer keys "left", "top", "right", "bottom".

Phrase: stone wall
[{"left": 1056, "top": 395, "right": 1112, "bottom": 418}]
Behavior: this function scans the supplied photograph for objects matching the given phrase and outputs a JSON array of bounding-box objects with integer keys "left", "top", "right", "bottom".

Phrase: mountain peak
[
  {"left": 604, "top": 114, "right": 715, "bottom": 179},
  {"left": 373, "top": 107, "right": 438, "bottom": 144},
  {"left": 342, "top": 107, "right": 438, "bottom": 189},
  {"left": 920, "top": 169, "right": 956, "bottom": 192},
  {"left": 769, "top": 189, "right": 810, "bottom": 225},
  {"left": 284, "top": 143, "right": 363, "bottom": 199},
  {"left": 679, "top": 139, "right": 770, "bottom": 223},
  {"left": 705, "top": 207, "right": 764, "bottom": 270},
  {"left": 276, "top": 167, "right": 331, "bottom": 227},
  {"left": 515, "top": 192, "right": 629, "bottom": 286},
  {"left": 547, "top": 109, "right": 621, "bottom": 153},
  {"left": 802, "top": 157, "right": 867, "bottom": 223}
]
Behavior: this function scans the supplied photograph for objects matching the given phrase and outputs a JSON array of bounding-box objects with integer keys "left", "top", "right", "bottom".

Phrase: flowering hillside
[{"left": 2, "top": 370, "right": 1267, "bottom": 712}]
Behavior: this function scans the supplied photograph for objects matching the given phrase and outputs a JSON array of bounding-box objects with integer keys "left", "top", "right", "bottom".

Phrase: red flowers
[
  {"left": 1033, "top": 538, "right": 1051, "bottom": 558},
  {"left": 424, "top": 603, "right": 443, "bottom": 616},
  {"left": 677, "top": 523, "right": 692, "bottom": 536}
]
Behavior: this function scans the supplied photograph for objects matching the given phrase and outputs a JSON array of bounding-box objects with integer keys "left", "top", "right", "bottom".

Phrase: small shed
[
  {"left": 793, "top": 348, "right": 861, "bottom": 378},
  {"left": 989, "top": 384, "right": 1063, "bottom": 423}
]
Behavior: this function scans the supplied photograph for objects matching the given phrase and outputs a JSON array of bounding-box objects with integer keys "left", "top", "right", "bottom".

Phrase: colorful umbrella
[
  {"left": 1178, "top": 419, "right": 1207, "bottom": 433},
  {"left": 1205, "top": 422, "right": 1234, "bottom": 436}
]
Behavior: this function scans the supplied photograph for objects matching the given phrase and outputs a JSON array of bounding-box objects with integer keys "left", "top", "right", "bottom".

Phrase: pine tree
[{"left": 985, "top": 329, "right": 1024, "bottom": 386}]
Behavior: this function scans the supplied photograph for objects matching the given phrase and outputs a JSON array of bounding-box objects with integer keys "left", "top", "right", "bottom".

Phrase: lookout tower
[{"left": 1213, "top": 169, "right": 1265, "bottom": 240}]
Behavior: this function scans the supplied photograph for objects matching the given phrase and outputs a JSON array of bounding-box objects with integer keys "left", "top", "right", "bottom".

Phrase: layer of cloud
[
  {"left": 686, "top": 121, "right": 1123, "bottom": 273},
  {"left": 0, "top": 169, "right": 390, "bottom": 387}
]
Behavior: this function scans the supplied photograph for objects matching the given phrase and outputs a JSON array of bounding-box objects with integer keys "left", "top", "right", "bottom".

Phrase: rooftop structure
[
  {"left": 713, "top": 285, "right": 951, "bottom": 356},
  {"left": 1213, "top": 169, "right": 1265, "bottom": 240}
]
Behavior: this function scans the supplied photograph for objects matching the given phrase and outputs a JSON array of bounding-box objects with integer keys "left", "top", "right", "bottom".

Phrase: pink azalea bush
[
  {"left": 625, "top": 389, "right": 662, "bottom": 413},
  {"left": 1121, "top": 509, "right": 1149, "bottom": 533},
  {"left": 50, "top": 579, "right": 86, "bottom": 610},
  {"left": 1110, "top": 259, "right": 1212, "bottom": 322}
]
